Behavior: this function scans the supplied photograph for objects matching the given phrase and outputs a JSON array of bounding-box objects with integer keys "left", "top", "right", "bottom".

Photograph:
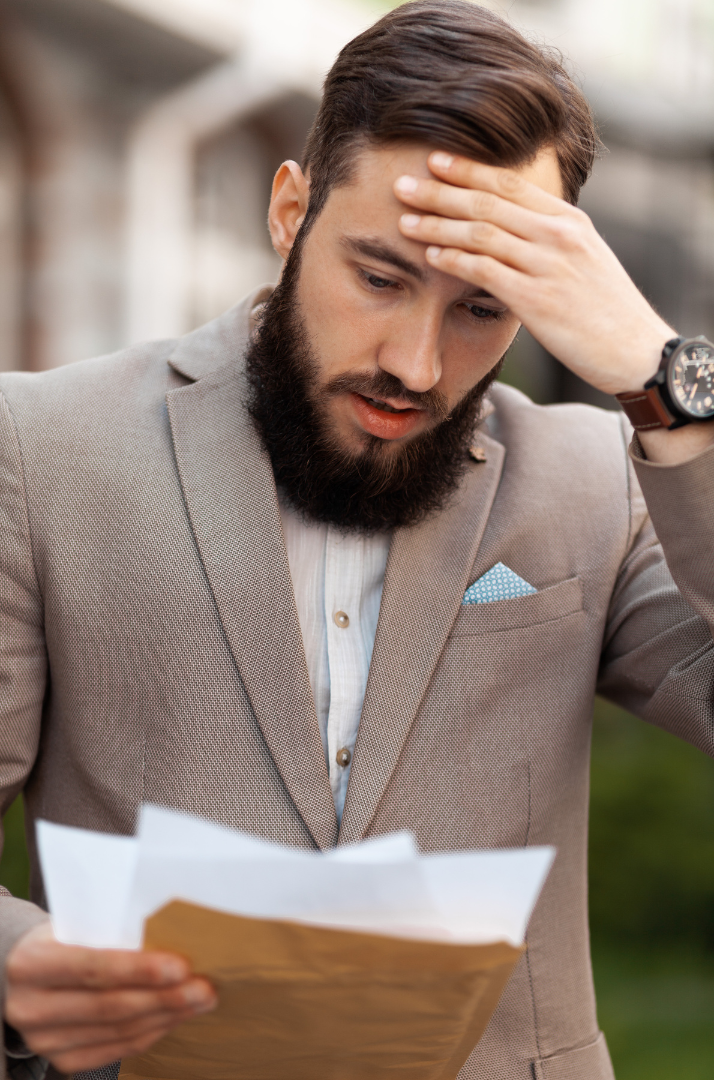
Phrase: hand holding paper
[
  {"left": 34, "top": 807, "right": 555, "bottom": 1080},
  {"left": 4, "top": 919, "right": 216, "bottom": 1076}
]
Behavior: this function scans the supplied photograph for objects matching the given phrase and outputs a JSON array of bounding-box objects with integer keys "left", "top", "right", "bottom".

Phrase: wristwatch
[{"left": 616, "top": 336, "right": 714, "bottom": 430}]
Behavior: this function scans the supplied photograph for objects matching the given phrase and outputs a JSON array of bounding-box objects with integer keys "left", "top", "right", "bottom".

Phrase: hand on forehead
[{"left": 394, "top": 146, "right": 565, "bottom": 221}]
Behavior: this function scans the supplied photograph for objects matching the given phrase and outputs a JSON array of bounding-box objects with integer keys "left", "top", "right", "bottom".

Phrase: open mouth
[
  {"left": 362, "top": 396, "right": 411, "bottom": 414},
  {"left": 349, "top": 392, "right": 425, "bottom": 440}
]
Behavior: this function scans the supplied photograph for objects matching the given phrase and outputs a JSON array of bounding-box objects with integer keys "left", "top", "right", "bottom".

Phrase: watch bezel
[
  {"left": 665, "top": 338, "right": 714, "bottom": 421},
  {"left": 644, "top": 336, "right": 714, "bottom": 427}
]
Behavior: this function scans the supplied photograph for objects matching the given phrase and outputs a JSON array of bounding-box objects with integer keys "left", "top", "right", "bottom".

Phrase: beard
[{"left": 245, "top": 247, "right": 503, "bottom": 535}]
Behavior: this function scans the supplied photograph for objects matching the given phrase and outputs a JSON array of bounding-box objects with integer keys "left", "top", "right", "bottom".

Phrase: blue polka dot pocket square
[{"left": 462, "top": 562, "right": 537, "bottom": 605}]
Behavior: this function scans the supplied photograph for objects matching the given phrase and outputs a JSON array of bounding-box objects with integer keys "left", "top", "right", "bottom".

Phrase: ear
[{"left": 268, "top": 160, "right": 309, "bottom": 259}]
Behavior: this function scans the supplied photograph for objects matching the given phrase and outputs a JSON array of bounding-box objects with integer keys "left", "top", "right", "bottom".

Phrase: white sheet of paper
[
  {"left": 36, "top": 821, "right": 138, "bottom": 948},
  {"left": 137, "top": 804, "right": 417, "bottom": 863},
  {"left": 421, "top": 848, "right": 555, "bottom": 944},
  {"left": 36, "top": 806, "right": 555, "bottom": 951}
]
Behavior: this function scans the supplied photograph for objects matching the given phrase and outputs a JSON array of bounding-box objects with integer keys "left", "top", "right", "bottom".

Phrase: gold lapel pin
[{"left": 468, "top": 445, "right": 487, "bottom": 463}]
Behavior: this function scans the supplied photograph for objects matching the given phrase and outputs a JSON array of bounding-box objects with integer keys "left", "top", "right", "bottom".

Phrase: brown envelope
[{"left": 119, "top": 900, "right": 523, "bottom": 1080}]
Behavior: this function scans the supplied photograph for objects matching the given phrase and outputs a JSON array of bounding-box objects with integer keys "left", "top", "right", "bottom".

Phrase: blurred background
[{"left": 0, "top": 0, "right": 712, "bottom": 1076}]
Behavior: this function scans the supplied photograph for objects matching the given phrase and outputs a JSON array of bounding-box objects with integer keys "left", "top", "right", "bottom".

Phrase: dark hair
[{"left": 302, "top": 0, "right": 599, "bottom": 224}]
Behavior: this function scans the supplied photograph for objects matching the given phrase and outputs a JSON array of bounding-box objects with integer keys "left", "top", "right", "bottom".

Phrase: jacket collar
[{"left": 166, "top": 289, "right": 339, "bottom": 850}]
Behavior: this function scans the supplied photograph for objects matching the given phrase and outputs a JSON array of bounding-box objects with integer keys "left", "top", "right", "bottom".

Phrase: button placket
[{"left": 323, "top": 527, "right": 364, "bottom": 812}]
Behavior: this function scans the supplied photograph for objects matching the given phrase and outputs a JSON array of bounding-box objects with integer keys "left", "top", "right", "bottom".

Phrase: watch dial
[{"left": 670, "top": 344, "right": 714, "bottom": 418}]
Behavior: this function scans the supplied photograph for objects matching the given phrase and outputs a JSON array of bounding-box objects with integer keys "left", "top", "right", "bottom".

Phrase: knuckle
[
  {"left": 92, "top": 991, "right": 132, "bottom": 1022},
  {"left": 569, "top": 205, "right": 591, "bottom": 227},
  {"left": 550, "top": 218, "right": 584, "bottom": 251},
  {"left": 469, "top": 220, "right": 492, "bottom": 244},
  {"left": 498, "top": 170, "right": 522, "bottom": 194},
  {"left": 434, "top": 184, "right": 453, "bottom": 213},
  {"left": 470, "top": 190, "right": 496, "bottom": 217},
  {"left": 23, "top": 1031, "right": 56, "bottom": 1056},
  {"left": 6, "top": 952, "right": 30, "bottom": 984},
  {"left": 6, "top": 1001, "right": 34, "bottom": 1031}
]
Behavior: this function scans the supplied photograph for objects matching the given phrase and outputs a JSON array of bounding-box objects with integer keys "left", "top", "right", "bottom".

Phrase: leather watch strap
[
  {"left": 616, "top": 336, "right": 685, "bottom": 431},
  {"left": 615, "top": 386, "right": 678, "bottom": 430}
]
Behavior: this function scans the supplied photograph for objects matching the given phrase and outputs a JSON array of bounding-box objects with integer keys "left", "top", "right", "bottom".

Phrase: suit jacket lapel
[
  {"left": 165, "top": 296, "right": 338, "bottom": 850},
  {"left": 338, "top": 435, "right": 506, "bottom": 844}
]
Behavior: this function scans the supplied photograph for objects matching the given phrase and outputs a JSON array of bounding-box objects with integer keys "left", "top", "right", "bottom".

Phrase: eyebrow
[
  {"left": 340, "top": 234, "right": 500, "bottom": 302},
  {"left": 340, "top": 236, "right": 426, "bottom": 283}
]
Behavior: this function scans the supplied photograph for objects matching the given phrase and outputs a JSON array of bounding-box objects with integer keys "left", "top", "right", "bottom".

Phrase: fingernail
[
  {"left": 395, "top": 175, "right": 418, "bottom": 194},
  {"left": 426, "top": 246, "right": 442, "bottom": 259},
  {"left": 160, "top": 959, "right": 186, "bottom": 983},
  {"left": 400, "top": 214, "right": 421, "bottom": 228},
  {"left": 431, "top": 152, "right": 454, "bottom": 170},
  {"left": 184, "top": 983, "right": 213, "bottom": 1006},
  {"left": 192, "top": 995, "right": 217, "bottom": 1014}
]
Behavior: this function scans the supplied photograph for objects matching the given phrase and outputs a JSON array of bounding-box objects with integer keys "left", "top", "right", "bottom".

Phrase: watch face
[{"left": 669, "top": 342, "right": 714, "bottom": 419}]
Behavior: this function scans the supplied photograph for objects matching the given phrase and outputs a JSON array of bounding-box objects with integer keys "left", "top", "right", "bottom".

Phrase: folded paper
[
  {"left": 37, "top": 806, "right": 555, "bottom": 1079},
  {"left": 462, "top": 562, "right": 536, "bottom": 605}
]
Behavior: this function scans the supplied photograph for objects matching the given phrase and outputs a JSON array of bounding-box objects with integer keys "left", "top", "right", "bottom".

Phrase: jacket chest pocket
[
  {"left": 403, "top": 576, "right": 589, "bottom": 849},
  {"left": 450, "top": 576, "right": 584, "bottom": 636},
  {"left": 438, "top": 575, "right": 589, "bottom": 711}
]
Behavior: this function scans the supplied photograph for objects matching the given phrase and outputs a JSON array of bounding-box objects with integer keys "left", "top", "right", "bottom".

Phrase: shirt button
[
  {"left": 333, "top": 610, "right": 350, "bottom": 629},
  {"left": 336, "top": 747, "right": 352, "bottom": 767}
]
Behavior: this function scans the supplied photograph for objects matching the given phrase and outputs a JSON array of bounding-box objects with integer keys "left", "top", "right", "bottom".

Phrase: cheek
[
  {"left": 443, "top": 317, "right": 519, "bottom": 397},
  {"left": 297, "top": 263, "right": 382, "bottom": 372}
]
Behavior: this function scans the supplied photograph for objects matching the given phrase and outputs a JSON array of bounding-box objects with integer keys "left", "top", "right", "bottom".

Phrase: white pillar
[{"left": 125, "top": 58, "right": 295, "bottom": 344}]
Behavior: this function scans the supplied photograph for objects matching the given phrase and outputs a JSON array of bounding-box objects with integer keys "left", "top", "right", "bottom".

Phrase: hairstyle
[{"left": 301, "top": 0, "right": 599, "bottom": 225}]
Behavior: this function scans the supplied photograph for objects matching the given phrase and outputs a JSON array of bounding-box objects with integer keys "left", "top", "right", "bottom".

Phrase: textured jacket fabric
[{"left": 0, "top": 289, "right": 713, "bottom": 1080}]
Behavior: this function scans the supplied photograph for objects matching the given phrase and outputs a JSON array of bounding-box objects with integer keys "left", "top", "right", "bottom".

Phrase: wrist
[
  {"left": 638, "top": 420, "right": 714, "bottom": 465},
  {"left": 610, "top": 323, "right": 674, "bottom": 395},
  {"left": 617, "top": 333, "right": 714, "bottom": 434}
]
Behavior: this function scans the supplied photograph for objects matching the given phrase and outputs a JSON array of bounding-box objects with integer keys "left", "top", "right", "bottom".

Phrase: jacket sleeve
[
  {"left": 0, "top": 390, "right": 52, "bottom": 1079},
  {"left": 597, "top": 422, "right": 714, "bottom": 756}
]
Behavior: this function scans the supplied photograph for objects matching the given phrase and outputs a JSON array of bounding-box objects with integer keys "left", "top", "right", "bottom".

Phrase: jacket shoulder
[
  {"left": 488, "top": 380, "right": 628, "bottom": 459},
  {"left": 0, "top": 337, "right": 179, "bottom": 420}
]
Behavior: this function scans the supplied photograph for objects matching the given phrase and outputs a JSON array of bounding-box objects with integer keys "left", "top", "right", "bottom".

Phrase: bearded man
[{"left": 0, "top": 2, "right": 713, "bottom": 1079}]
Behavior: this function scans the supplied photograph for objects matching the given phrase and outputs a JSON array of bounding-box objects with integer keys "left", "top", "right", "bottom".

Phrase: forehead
[{"left": 332, "top": 140, "right": 564, "bottom": 208}]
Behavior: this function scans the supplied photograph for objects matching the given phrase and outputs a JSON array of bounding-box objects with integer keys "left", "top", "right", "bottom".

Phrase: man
[{"left": 0, "top": 1, "right": 712, "bottom": 1078}]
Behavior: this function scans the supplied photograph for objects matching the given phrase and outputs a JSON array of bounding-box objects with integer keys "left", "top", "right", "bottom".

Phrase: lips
[{"left": 350, "top": 392, "right": 425, "bottom": 440}]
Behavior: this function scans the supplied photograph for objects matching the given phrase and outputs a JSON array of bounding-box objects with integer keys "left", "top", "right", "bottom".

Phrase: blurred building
[
  {"left": 0, "top": 0, "right": 369, "bottom": 371},
  {"left": 0, "top": 0, "right": 712, "bottom": 396}
]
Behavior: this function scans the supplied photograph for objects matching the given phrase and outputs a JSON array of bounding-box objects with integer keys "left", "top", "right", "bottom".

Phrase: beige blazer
[{"left": 1, "top": 289, "right": 713, "bottom": 1080}]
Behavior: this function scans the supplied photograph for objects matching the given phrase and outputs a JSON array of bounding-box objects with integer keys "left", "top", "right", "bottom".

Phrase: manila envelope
[{"left": 119, "top": 900, "right": 524, "bottom": 1080}]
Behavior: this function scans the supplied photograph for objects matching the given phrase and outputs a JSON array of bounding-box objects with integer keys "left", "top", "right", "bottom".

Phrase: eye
[
  {"left": 464, "top": 302, "right": 507, "bottom": 322},
  {"left": 361, "top": 269, "right": 399, "bottom": 291}
]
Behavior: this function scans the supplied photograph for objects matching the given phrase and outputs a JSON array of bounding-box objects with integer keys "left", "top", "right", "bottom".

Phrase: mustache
[{"left": 323, "top": 370, "right": 450, "bottom": 423}]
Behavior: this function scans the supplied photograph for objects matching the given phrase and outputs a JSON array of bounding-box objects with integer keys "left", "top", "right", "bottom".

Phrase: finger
[
  {"left": 8, "top": 977, "right": 216, "bottom": 1031},
  {"left": 423, "top": 245, "right": 523, "bottom": 305},
  {"left": 47, "top": 1024, "right": 175, "bottom": 1076},
  {"left": 26, "top": 1002, "right": 204, "bottom": 1057},
  {"left": 394, "top": 174, "right": 552, "bottom": 241},
  {"left": 399, "top": 213, "right": 540, "bottom": 273},
  {"left": 428, "top": 151, "right": 567, "bottom": 216},
  {"left": 8, "top": 939, "right": 191, "bottom": 991}
]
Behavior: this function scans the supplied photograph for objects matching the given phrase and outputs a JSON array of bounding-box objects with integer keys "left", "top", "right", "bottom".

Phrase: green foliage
[
  {"left": 593, "top": 943, "right": 714, "bottom": 1080},
  {"left": 0, "top": 795, "right": 29, "bottom": 900},
  {"left": 589, "top": 697, "right": 714, "bottom": 1078},
  {"left": 589, "top": 697, "right": 714, "bottom": 951}
]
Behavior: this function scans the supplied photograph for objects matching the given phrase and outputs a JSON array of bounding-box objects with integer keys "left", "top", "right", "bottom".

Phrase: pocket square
[{"left": 462, "top": 562, "right": 537, "bottom": 605}]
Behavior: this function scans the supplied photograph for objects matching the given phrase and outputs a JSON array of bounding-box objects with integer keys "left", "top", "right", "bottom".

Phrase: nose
[{"left": 377, "top": 307, "right": 442, "bottom": 394}]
